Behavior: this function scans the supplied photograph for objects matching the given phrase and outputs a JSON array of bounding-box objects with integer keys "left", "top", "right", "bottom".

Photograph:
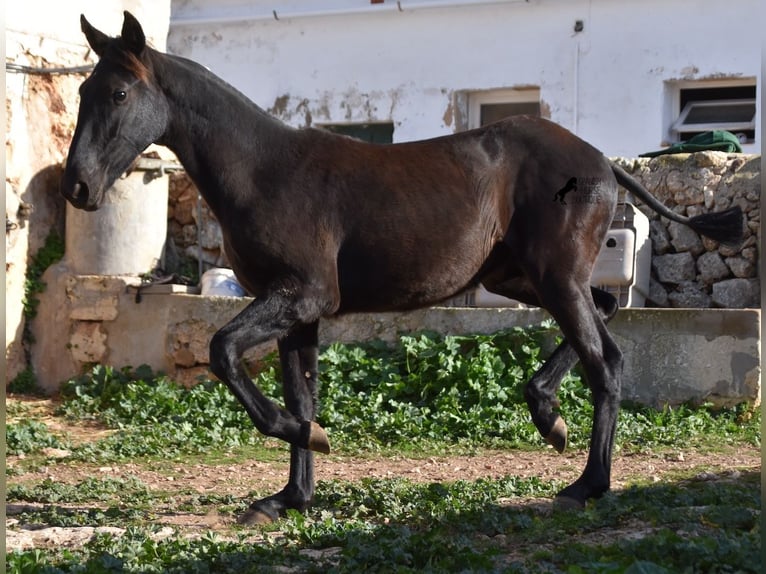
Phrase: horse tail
[{"left": 610, "top": 163, "right": 744, "bottom": 246}]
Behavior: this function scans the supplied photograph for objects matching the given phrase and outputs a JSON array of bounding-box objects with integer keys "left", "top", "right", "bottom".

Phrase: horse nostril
[{"left": 72, "top": 181, "right": 89, "bottom": 203}]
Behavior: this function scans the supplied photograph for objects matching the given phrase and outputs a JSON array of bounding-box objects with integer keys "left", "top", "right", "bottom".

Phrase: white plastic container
[{"left": 200, "top": 268, "right": 246, "bottom": 297}]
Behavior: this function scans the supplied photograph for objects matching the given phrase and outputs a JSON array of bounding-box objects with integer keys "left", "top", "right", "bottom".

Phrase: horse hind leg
[
  {"left": 524, "top": 287, "right": 619, "bottom": 453},
  {"left": 487, "top": 276, "right": 622, "bottom": 505},
  {"left": 539, "top": 282, "right": 623, "bottom": 507}
]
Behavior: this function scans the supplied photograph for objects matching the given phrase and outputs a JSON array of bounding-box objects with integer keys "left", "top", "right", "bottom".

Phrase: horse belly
[{"left": 335, "top": 236, "right": 487, "bottom": 313}]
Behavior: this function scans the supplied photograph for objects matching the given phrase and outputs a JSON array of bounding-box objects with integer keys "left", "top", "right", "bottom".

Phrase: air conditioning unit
[{"left": 449, "top": 202, "right": 651, "bottom": 308}]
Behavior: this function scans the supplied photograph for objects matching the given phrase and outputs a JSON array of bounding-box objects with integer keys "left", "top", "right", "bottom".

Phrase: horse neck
[{"left": 152, "top": 51, "right": 294, "bottom": 213}]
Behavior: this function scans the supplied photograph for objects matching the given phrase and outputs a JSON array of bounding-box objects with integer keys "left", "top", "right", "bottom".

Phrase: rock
[
  {"left": 652, "top": 252, "right": 695, "bottom": 284},
  {"left": 696, "top": 251, "right": 730, "bottom": 285},
  {"left": 668, "top": 221, "right": 704, "bottom": 255},
  {"left": 647, "top": 277, "right": 669, "bottom": 306},
  {"left": 69, "top": 321, "right": 108, "bottom": 363},
  {"left": 694, "top": 151, "right": 728, "bottom": 169},
  {"left": 711, "top": 278, "right": 759, "bottom": 308},
  {"left": 649, "top": 220, "right": 672, "bottom": 255},
  {"left": 668, "top": 281, "right": 711, "bottom": 308},
  {"left": 725, "top": 256, "right": 755, "bottom": 278}
]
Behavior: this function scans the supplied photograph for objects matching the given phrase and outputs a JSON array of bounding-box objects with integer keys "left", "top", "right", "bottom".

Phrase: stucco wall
[
  {"left": 5, "top": 2, "right": 171, "bottom": 384},
  {"left": 167, "top": 0, "right": 761, "bottom": 156}
]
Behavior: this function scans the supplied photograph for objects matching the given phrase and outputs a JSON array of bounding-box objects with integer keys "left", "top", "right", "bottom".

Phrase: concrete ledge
[{"left": 32, "top": 270, "right": 760, "bottom": 407}]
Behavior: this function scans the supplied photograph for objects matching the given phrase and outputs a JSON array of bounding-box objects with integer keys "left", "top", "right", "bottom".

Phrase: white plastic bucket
[{"left": 200, "top": 268, "right": 246, "bottom": 297}]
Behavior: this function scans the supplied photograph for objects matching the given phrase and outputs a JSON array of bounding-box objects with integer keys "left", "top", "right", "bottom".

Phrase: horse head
[{"left": 61, "top": 11, "right": 168, "bottom": 211}]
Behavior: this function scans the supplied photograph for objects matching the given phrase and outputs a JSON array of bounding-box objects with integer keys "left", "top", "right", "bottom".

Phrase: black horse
[{"left": 61, "top": 12, "right": 743, "bottom": 524}]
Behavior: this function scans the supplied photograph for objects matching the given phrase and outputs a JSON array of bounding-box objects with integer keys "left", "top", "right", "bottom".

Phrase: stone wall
[
  {"left": 167, "top": 152, "right": 760, "bottom": 308},
  {"left": 613, "top": 152, "right": 760, "bottom": 308}
]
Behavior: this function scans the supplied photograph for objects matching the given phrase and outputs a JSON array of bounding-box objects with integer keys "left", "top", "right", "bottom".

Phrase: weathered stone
[
  {"left": 168, "top": 319, "right": 216, "bottom": 366},
  {"left": 673, "top": 184, "right": 705, "bottom": 206},
  {"left": 703, "top": 187, "right": 715, "bottom": 209},
  {"left": 199, "top": 218, "right": 223, "bottom": 250},
  {"left": 718, "top": 242, "right": 741, "bottom": 258},
  {"left": 696, "top": 251, "right": 730, "bottom": 285},
  {"left": 668, "top": 281, "right": 711, "bottom": 308},
  {"left": 69, "top": 321, "right": 108, "bottom": 363},
  {"left": 172, "top": 346, "right": 197, "bottom": 368},
  {"left": 694, "top": 151, "right": 728, "bottom": 169},
  {"left": 725, "top": 256, "right": 755, "bottom": 278},
  {"left": 181, "top": 224, "right": 198, "bottom": 246},
  {"left": 66, "top": 276, "right": 126, "bottom": 321},
  {"left": 741, "top": 246, "right": 758, "bottom": 263},
  {"left": 173, "top": 197, "right": 196, "bottom": 225},
  {"left": 647, "top": 277, "right": 669, "bottom": 306},
  {"left": 652, "top": 252, "right": 695, "bottom": 284},
  {"left": 185, "top": 245, "right": 219, "bottom": 265},
  {"left": 649, "top": 220, "right": 672, "bottom": 255},
  {"left": 711, "top": 278, "right": 759, "bottom": 308},
  {"left": 668, "top": 221, "right": 704, "bottom": 255}
]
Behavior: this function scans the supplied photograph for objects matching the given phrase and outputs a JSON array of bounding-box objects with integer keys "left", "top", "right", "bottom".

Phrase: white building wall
[{"left": 168, "top": 0, "right": 761, "bottom": 156}]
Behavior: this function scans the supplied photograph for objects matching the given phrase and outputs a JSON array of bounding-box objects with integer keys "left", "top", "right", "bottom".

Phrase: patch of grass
[
  {"left": 6, "top": 420, "right": 69, "bottom": 456},
  {"left": 57, "top": 364, "right": 273, "bottom": 462},
  {"left": 7, "top": 476, "right": 151, "bottom": 505}
]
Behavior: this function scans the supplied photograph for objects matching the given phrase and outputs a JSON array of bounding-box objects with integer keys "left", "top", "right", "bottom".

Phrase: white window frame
[
  {"left": 671, "top": 98, "right": 756, "bottom": 135},
  {"left": 467, "top": 88, "right": 541, "bottom": 130},
  {"left": 665, "top": 78, "right": 758, "bottom": 150}
]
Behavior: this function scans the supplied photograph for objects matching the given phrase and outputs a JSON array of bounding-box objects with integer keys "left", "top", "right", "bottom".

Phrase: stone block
[
  {"left": 66, "top": 276, "right": 128, "bottom": 321},
  {"left": 668, "top": 281, "right": 711, "bottom": 308},
  {"left": 725, "top": 256, "right": 755, "bottom": 278},
  {"left": 712, "top": 278, "right": 759, "bottom": 308},
  {"left": 696, "top": 251, "right": 730, "bottom": 285},
  {"left": 668, "top": 221, "right": 704, "bottom": 255},
  {"left": 69, "top": 321, "right": 107, "bottom": 363},
  {"left": 649, "top": 220, "right": 671, "bottom": 255},
  {"left": 647, "top": 277, "right": 669, "bottom": 306},
  {"left": 652, "top": 252, "right": 695, "bottom": 283},
  {"left": 168, "top": 319, "right": 217, "bottom": 366}
]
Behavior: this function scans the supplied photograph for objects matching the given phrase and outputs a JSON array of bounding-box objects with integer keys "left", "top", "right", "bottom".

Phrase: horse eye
[{"left": 112, "top": 90, "right": 127, "bottom": 104}]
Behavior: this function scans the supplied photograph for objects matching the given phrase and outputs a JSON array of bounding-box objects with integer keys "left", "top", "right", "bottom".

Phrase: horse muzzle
[{"left": 60, "top": 176, "right": 102, "bottom": 212}]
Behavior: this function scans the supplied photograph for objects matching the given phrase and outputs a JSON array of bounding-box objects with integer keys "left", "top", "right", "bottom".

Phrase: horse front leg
[
  {"left": 208, "top": 295, "right": 330, "bottom": 458},
  {"left": 239, "top": 321, "right": 321, "bottom": 525}
]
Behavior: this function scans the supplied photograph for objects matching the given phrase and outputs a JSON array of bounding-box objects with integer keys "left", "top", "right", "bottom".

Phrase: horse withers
[{"left": 61, "top": 12, "right": 744, "bottom": 524}]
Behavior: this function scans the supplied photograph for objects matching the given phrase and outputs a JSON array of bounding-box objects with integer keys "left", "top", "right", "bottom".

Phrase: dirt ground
[{"left": 5, "top": 397, "right": 761, "bottom": 551}]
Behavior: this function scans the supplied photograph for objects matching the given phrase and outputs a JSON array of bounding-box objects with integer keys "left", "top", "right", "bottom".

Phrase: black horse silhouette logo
[{"left": 554, "top": 177, "right": 578, "bottom": 204}]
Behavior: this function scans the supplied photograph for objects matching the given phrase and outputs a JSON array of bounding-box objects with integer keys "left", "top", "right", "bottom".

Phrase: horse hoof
[
  {"left": 238, "top": 508, "right": 275, "bottom": 526},
  {"left": 545, "top": 415, "right": 568, "bottom": 454},
  {"left": 308, "top": 421, "right": 330, "bottom": 454},
  {"left": 552, "top": 495, "right": 585, "bottom": 511}
]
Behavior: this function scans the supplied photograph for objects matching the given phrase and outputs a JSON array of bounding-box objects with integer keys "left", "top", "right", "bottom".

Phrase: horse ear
[
  {"left": 121, "top": 11, "right": 146, "bottom": 56},
  {"left": 80, "top": 14, "right": 110, "bottom": 57}
]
